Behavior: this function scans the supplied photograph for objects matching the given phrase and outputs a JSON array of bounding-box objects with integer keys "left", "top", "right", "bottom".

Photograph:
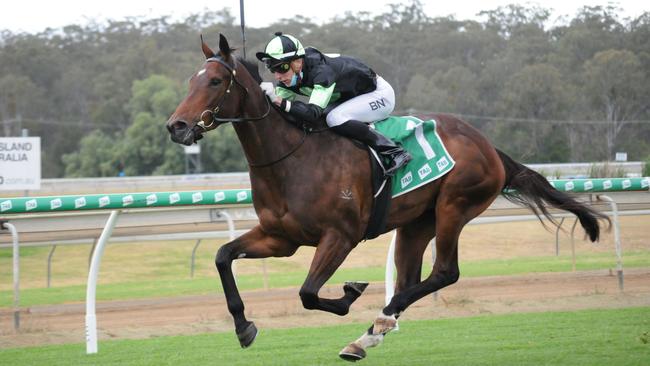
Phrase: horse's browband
[{"left": 206, "top": 55, "right": 235, "bottom": 72}]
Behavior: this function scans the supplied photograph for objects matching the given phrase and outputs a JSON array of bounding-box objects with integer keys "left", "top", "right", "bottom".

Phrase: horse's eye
[{"left": 210, "top": 78, "right": 222, "bottom": 86}]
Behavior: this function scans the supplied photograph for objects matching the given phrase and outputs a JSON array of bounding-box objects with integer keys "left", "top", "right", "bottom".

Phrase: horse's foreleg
[
  {"left": 215, "top": 226, "right": 297, "bottom": 348},
  {"left": 298, "top": 229, "right": 363, "bottom": 316}
]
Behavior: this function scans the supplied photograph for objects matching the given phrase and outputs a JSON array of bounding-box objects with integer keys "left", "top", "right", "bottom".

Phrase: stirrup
[{"left": 384, "top": 151, "right": 412, "bottom": 176}]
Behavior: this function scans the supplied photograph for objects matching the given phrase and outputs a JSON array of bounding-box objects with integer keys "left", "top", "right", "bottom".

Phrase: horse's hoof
[
  {"left": 339, "top": 342, "right": 366, "bottom": 362},
  {"left": 344, "top": 281, "right": 369, "bottom": 296},
  {"left": 372, "top": 314, "right": 397, "bottom": 335},
  {"left": 237, "top": 321, "right": 258, "bottom": 348}
]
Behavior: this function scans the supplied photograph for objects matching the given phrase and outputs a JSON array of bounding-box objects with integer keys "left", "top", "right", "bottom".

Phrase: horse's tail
[{"left": 496, "top": 149, "right": 610, "bottom": 242}]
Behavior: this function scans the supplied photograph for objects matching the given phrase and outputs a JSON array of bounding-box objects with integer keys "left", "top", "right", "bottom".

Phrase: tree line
[{"left": 1, "top": 1, "right": 649, "bottom": 178}]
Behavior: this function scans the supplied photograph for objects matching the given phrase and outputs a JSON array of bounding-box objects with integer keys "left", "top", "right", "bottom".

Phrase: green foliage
[
  {"left": 118, "top": 111, "right": 185, "bottom": 176},
  {"left": 200, "top": 125, "right": 248, "bottom": 172},
  {"left": 62, "top": 74, "right": 187, "bottom": 177},
  {"left": 489, "top": 64, "right": 573, "bottom": 162},
  {"left": 62, "top": 130, "right": 121, "bottom": 177},
  {"left": 128, "top": 75, "right": 181, "bottom": 118},
  {"left": 643, "top": 156, "right": 650, "bottom": 176}
]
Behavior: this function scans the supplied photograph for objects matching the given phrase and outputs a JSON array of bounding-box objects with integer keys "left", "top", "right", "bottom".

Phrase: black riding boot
[{"left": 331, "top": 120, "right": 412, "bottom": 176}]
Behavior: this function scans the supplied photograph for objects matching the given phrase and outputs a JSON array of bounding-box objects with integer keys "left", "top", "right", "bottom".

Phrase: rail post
[
  {"left": 190, "top": 239, "right": 202, "bottom": 278},
  {"left": 47, "top": 244, "right": 57, "bottom": 287},
  {"left": 2, "top": 221, "right": 20, "bottom": 330},
  {"left": 597, "top": 195, "right": 624, "bottom": 291},
  {"left": 86, "top": 210, "right": 120, "bottom": 354}
]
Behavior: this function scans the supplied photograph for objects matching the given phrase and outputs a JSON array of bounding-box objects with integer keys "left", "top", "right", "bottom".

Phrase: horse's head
[{"left": 166, "top": 34, "right": 250, "bottom": 146}]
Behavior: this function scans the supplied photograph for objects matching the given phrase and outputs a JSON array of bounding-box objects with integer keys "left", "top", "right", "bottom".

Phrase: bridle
[
  {"left": 195, "top": 55, "right": 307, "bottom": 168},
  {"left": 196, "top": 56, "right": 271, "bottom": 130}
]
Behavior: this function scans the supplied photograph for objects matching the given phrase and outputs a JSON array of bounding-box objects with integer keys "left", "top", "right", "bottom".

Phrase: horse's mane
[{"left": 238, "top": 58, "right": 262, "bottom": 84}]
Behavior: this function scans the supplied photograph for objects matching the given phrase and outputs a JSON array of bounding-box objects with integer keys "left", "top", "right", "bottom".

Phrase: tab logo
[
  {"left": 169, "top": 193, "right": 181, "bottom": 204},
  {"left": 565, "top": 181, "right": 574, "bottom": 191},
  {"left": 236, "top": 191, "right": 248, "bottom": 202},
  {"left": 146, "top": 194, "right": 158, "bottom": 205},
  {"left": 214, "top": 191, "right": 226, "bottom": 202},
  {"left": 192, "top": 192, "right": 203, "bottom": 203},
  {"left": 0, "top": 201, "right": 11, "bottom": 212},
  {"left": 603, "top": 180, "right": 612, "bottom": 190},
  {"left": 436, "top": 157, "right": 449, "bottom": 171},
  {"left": 75, "top": 197, "right": 87, "bottom": 209},
  {"left": 99, "top": 196, "right": 110, "bottom": 208},
  {"left": 642, "top": 178, "right": 649, "bottom": 189},
  {"left": 622, "top": 179, "right": 631, "bottom": 189},
  {"left": 25, "top": 199, "right": 37, "bottom": 211},
  {"left": 50, "top": 199, "right": 62, "bottom": 210},
  {"left": 1, "top": 200, "right": 12, "bottom": 212},
  {"left": 122, "top": 195, "right": 134, "bottom": 206},
  {"left": 401, "top": 171, "right": 413, "bottom": 189},
  {"left": 418, "top": 163, "right": 432, "bottom": 180},
  {"left": 583, "top": 181, "right": 593, "bottom": 191}
]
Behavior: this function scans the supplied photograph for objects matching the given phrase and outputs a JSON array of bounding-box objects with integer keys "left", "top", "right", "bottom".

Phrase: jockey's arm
[
  {"left": 279, "top": 83, "right": 335, "bottom": 123},
  {"left": 276, "top": 87, "right": 297, "bottom": 101}
]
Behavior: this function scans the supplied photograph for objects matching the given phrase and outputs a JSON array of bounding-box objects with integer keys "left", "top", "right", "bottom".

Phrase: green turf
[
  {"left": 1, "top": 250, "right": 649, "bottom": 308},
  {"left": 0, "top": 246, "right": 40, "bottom": 258},
  {"left": 1, "top": 307, "right": 648, "bottom": 365}
]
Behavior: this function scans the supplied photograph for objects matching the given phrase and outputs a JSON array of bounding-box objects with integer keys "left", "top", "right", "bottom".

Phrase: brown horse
[{"left": 166, "top": 34, "right": 609, "bottom": 361}]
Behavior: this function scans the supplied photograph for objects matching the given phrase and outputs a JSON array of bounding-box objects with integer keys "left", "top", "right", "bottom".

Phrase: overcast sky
[{"left": 1, "top": 0, "right": 647, "bottom": 34}]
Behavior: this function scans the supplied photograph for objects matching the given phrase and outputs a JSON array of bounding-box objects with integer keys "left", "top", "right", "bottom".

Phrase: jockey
[{"left": 256, "top": 32, "right": 411, "bottom": 176}]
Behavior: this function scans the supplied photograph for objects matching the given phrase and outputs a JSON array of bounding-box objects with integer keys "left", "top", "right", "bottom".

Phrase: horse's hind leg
[
  {"left": 375, "top": 205, "right": 465, "bottom": 334},
  {"left": 339, "top": 211, "right": 436, "bottom": 361},
  {"left": 394, "top": 210, "right": 437, "bottom": 293},
  {"left": 215, "top": 226, "right": 298, "bottom": 348}
]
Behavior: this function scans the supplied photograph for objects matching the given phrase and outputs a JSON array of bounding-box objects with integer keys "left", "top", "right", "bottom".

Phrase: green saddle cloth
[{"left": 373, "top": 116, "right": 455, "bottom": 198}]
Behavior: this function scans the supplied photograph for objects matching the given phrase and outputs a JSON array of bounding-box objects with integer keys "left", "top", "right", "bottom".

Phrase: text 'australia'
[{"left": 0, "top": 153, "right": 28, "bottom": 162}]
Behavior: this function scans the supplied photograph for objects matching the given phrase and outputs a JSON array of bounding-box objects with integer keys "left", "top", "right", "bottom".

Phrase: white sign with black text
[{"left": 0, "top": 137, "right": 41, "bottom": 190}]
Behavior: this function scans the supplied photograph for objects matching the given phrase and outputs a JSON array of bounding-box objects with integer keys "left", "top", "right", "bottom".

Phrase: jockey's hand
[{"left": 260, "top": 82, "right": 279, "bottom": 103}]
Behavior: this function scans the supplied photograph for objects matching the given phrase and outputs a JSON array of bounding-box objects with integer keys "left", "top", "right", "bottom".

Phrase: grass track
[{"left": 1, "top": 307, "right": 649, "bottom": 365}]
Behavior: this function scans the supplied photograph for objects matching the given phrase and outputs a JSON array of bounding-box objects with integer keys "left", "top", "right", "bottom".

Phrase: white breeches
[{"left": 325, "top": 76, "right": 395, "bottom": 127}]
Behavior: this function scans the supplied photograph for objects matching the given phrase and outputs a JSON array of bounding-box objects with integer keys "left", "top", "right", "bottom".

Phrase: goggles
[{"left": 266, "top": 60, "right": 292, "bottom": 74}]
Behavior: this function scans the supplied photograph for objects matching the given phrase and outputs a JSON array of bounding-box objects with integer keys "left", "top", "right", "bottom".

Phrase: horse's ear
[
  {"left": 200, "top": 34, "right": 215, "bottom": 59},
  {"left": 219, "top": 33, "right": 232, "bottom": 58}
]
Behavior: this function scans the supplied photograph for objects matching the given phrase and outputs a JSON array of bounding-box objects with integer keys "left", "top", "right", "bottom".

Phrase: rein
[{"left": 197, "top": 55, "right": 308, "bottom": 168}]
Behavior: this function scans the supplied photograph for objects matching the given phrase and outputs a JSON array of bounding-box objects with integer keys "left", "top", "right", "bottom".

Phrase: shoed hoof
[
  {"left": 237, "top": 321, "right": 258, "bottom": 348},
  {"left": 339, "top": 342, "right": 366, "bottom": 362},
  {"left": 344, "top": 281, "right": 369, "bottom": 296},
  {"left": 372, "top": 314, "right": 397, "bottom": 335}
]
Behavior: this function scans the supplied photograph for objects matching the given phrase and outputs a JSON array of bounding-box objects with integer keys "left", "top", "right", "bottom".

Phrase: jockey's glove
[{"left": 260, "top": 82, "right": 278, "bottom": 102}]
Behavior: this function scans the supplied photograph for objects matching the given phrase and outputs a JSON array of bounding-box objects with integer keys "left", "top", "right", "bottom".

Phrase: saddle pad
[{"left": 373, "top": 116, "right": 455, "bottom": 198}]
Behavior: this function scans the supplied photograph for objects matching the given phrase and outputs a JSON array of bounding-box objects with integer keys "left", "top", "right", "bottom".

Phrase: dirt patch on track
[{"left": 2, "top": 268, "right": 649, "bottom": 348}]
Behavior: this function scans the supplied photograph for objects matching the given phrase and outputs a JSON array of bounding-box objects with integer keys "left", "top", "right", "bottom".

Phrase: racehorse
[{"left": 165, "top": 34, "right": 609, "bottom": 361}]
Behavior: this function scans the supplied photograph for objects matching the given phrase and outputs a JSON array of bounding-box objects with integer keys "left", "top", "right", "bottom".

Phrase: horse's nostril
[{"left": 168, "top": 120, "right": 189, "bottom": 133}]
